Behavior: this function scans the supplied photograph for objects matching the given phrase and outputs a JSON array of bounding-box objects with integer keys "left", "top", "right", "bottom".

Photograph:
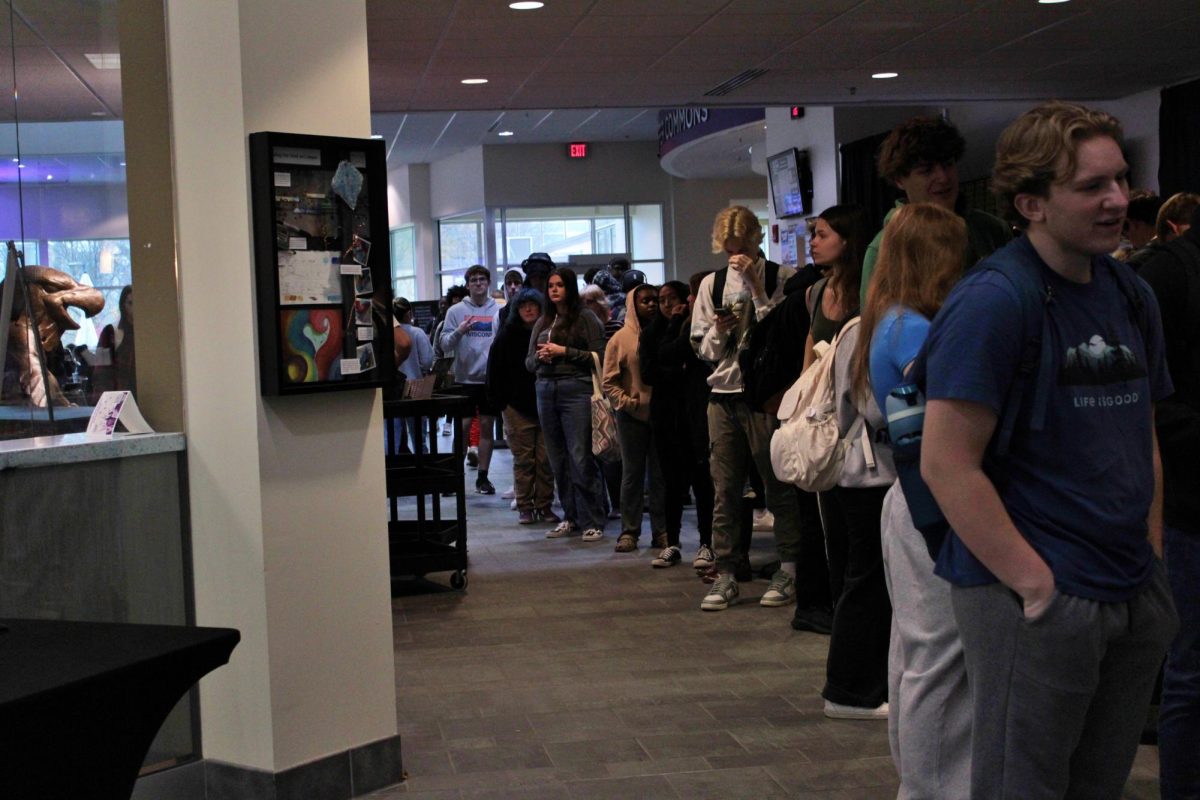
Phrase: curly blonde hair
[
  {"left": 710, "top": 206, "right": 763, "bottom": 254},
  {"left": 992, "top": 102, "right": 1124, "bottom": 229}
]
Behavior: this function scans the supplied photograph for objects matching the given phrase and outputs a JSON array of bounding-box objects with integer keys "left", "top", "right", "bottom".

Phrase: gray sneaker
[
  {"left": 760, "top": 569, "right": 796, "bottom": 607},
  {"left": 701, "top": 575, "right": 739, "bottom": 611}
]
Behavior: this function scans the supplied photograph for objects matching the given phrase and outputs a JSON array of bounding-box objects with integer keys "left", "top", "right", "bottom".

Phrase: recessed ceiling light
[
  {"left": 370, "top": 134, "right": 384, "bottom": 139},
  {"left": 461, "top": 78, "right": 489, "bottom": 85},
  {"left": 498, "top": 130, "right": 514, "bottom": 137},
  {"left": 1038, "top": 0, "right": 1070, "bottom": 4},
  {"left": 872, "top": 72, "right": 899, "bottom": 79},
  {"left": 90, "top": 110, "right": 106, "bottom": 116},
  {"left": 84, "top": 53, "right": 121, "bottom": 69},
  {"left": 509, "top": 1, "right": 544, "bottom": 9}
]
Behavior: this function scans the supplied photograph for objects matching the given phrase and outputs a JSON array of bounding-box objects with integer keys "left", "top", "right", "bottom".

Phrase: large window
[
  {"left": 47, "top": 238, "right": 132, "bottom": 350},
  {"left": 390, "top": 224, "right": 416, "bottom": 302},
  {"left": 436, "top": 210, "right": 484, "bottom": 294}
]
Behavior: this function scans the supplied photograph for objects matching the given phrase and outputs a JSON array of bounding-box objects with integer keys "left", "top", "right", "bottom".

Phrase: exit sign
[{"left": 568, "top": 142, "right": 589, "bottom": 159}]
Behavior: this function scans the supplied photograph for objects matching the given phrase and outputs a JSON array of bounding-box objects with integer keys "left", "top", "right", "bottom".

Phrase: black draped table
[{"left": 0, "top": 618, "right": 240, "bottom": 799}]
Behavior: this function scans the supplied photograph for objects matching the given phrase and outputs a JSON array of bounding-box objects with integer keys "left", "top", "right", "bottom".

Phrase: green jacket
[{"left": 859, "top": 200, "right": 1013, "bottom": 307}]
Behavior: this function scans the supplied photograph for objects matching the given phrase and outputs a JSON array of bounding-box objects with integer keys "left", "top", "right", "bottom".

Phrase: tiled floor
[{"left": 364, "top": 447, "right": 1163, "bottom": 799}]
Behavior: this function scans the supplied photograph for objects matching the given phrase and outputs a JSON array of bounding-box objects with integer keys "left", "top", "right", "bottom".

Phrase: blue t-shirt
[
  {"left": 869, "top": 307, "right": 931, "bottom": 414},
  {"left": 925, "top": 236, "right": 1172, "bottom": 602}
]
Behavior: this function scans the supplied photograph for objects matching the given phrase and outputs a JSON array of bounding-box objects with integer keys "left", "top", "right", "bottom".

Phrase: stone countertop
[{"left": 0, "top": 432, "right": 186, "bottom": 470}]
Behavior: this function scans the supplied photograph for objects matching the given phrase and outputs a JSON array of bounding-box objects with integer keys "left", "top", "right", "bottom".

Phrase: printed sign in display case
[{"left": 249, "top": 132, "right": 395, "bottom": 396}]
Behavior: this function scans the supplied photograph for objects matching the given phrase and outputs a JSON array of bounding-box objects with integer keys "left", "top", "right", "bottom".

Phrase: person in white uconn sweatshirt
[{"left": 440, "top": 264, "right": 502, "bottom": 494}]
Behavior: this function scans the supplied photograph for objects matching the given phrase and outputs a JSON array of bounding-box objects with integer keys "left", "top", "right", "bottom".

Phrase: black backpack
[{"left": 710, "top": 261, "right": 804, "bottom": 413}]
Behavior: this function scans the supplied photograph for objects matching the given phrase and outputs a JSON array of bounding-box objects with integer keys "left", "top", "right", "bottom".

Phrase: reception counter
[{"left": 0, "top": 430, "right": 199, "bottom": 772}]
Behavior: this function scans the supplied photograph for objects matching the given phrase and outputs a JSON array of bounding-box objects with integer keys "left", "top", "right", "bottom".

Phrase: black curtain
[
  {"left": 1159, "top": 78, "right": 1200, "bottom": 198},
  {"left": 839, "top": 131, "right": 901, "bottom": 233}
]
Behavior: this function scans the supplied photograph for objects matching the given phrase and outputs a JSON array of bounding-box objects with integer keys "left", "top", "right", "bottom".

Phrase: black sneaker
[
  {"left": 475, "top": 477, "right": 495, "bottom": 495},
  {"left": 791, "top": 605, "right": 834, "bottom": 635}
]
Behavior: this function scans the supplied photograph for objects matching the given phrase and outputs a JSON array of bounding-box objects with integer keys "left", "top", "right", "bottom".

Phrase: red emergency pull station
[
  {"left": 790, "top": 106, "right": 804, "bottom": 120},
  {"left": 568, "top": 142, "right": 589, "bottom": 159}
]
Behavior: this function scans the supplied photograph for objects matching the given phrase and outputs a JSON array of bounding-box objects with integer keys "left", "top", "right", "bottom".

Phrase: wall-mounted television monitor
[{"left": 767, "top": 148, "right": 814, "bottom": 218}]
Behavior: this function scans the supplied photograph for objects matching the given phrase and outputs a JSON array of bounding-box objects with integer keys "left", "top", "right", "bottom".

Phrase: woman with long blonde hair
[{"left": 852, "top": 202, "right": 971, "bottom": 798}]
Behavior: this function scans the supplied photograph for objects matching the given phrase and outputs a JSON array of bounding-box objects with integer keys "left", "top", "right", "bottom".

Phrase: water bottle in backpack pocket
[{"left": 885, "top": 382, "right": 949, "bottom": 561}]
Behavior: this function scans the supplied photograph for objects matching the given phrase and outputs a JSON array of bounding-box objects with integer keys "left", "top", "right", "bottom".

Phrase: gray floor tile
[{"left": 357, "top": 449, "right": 1159, "bottom": 800}]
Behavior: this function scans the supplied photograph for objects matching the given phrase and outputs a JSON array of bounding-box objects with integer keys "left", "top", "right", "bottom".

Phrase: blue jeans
[
  {"left": 536, "top": 378, "right": 606, "bottom": 531},
  {"left": 1161, "top": 524, "right": 1200, "bottom": 800}
]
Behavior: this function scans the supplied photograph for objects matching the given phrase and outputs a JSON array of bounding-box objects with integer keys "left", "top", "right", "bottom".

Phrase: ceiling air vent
[{"left": 704, "top": 68, "right": 768, "bottom": 97}]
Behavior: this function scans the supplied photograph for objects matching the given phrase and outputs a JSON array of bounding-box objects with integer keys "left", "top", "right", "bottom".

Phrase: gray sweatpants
[
  {"left": 880, "top": 485, "right": 970, "bottom": 800},
  {"left": 951, "top": 561, "right": 1178, "bottom": 800}
]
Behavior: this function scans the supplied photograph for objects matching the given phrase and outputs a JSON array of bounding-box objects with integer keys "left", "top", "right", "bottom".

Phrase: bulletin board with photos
[{"left": 249, "top": 132, "right": 395, "bottom": 396}]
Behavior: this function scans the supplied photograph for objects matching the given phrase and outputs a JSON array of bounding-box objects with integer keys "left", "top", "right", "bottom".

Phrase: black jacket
[
  {"left": 1139, "top": 230, "right": 1200, "bottom": 530},
  {"left": 640, "top": 310, "right": 713, "bottom": 457},
  {"left": 486, "top": 322, "right": 538, "bottom": 418}
]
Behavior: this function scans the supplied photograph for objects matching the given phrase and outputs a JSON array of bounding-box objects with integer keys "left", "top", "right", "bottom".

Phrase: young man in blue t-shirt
[{"left": 921, "top": 102, "right": 1179, "bottom": 799}]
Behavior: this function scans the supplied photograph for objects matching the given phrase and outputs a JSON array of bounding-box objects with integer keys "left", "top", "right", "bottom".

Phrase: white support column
[{"left": 166, "top": 0, "right": 397, "bottom": 772}]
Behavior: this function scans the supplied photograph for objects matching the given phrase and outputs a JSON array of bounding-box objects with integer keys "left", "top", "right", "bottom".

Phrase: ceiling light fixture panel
[
  {"left": 461, "top": 78, "right": 489, "bottom": 85},
  {"left": 509, "top": 1, "right": 544, "bottom": 9},
  {"left": 872, "top": 72, "right": 899, "bottom": 79}
]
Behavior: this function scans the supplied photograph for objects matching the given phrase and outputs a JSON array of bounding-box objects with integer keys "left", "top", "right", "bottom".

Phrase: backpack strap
[
  {"left": 764, "top": 259, "right": 780, "bottom": 298},
  {"left": 807, "top": 277, "right": 827, "bottom": 321},
  {"left": 711, "top": 267, "right": 728, "bottom": 309}
]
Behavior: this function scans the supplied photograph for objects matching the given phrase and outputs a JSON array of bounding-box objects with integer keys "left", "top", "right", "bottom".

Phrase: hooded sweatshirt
[
  {"left": 440, "top": 295, "right": 500, "bottom": 384},
  {"left": 602, "top": 287, "right": 652, "bottom": 421}
]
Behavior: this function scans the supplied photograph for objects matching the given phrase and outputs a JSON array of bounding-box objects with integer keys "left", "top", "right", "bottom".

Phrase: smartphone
[{"left": 714, "top": 307, "right": 734, "bottom": 320}]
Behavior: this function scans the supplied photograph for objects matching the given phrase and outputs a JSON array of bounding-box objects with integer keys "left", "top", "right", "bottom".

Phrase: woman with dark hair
[
  {"left": 93, "top": 284, "right": 135, "bottom": 397},
  {"left": 802, "top": 204, "right": 871, "bottom": 370},
  {"left": 526, "top": 267, "right": 608, "bottom": 541},
  {"left": 489, "top": 288, "right": 556, "bottom": 524}
]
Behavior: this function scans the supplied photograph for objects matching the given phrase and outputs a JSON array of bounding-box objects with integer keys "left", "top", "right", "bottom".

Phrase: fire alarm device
[{"left": 790, "top": 106, "right": 804, "bottom": 120}]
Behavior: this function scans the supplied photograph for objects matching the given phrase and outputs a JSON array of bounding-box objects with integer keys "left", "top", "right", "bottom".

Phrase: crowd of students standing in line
[{"left": 396, "top": 101, "right": 1199, "bottom": 800}]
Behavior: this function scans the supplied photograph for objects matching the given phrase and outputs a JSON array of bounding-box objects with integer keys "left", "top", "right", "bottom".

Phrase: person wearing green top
[{"left": 860, "top": 116, "right": 1012, "bottom": 307}]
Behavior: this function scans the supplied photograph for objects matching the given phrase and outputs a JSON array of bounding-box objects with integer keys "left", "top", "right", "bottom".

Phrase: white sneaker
[
  {"left": 701, "top": 575, "right": 739, "bottom": 611},
  {"left": 510, "top": 499, "right": 518, "bottom": 510},
  {"left": 580, "top": 528, "right": 604, "bottom": 542},
  {"left": 546, "top": 521, "right": 577, "bottom": 539},
  {"left": 501, "top": 486, "right": 515, "bottom": 499},
  {"left": 760, "top": 569, "right": 796, "bottom": 607},
  {"left": 823, "top": 700, "right": 889, "bottom": 720},
  {"left": 692, "top": 544, "right": 715, "bottom": 569},
  {"left": 752, "top": 509, "right": 775, "bottom": 531}
]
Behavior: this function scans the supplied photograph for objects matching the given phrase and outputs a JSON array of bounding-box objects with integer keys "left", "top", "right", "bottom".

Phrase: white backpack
[{"left": 769, "top": 317, "right": 864, "bottom": 492}]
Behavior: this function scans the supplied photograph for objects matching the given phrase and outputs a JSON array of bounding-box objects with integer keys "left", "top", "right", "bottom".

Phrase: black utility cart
[{"left": 383, "top": 391, "right": 470, "bottom": 591}]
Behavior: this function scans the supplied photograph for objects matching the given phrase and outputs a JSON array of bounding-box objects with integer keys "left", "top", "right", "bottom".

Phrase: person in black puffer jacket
[{"left": 487, "top": 288, "right": 556, "bottom": 524}]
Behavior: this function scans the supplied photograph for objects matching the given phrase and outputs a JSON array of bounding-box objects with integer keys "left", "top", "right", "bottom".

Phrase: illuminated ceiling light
[
  {"left": 872, "top": 72, "right": 899, "bottom": 79},
  {"left": 498, "top": 130, "right": 514, "bottom": 137},
  {"left": 461, "top": 78, "right": 489, "bottom": 85},
  {"left": 509, "top": 1, "right": 544, "bottom": 8},
  {"left": 84, "top": 53, "right": 121, "bottom": 69},
  {"left": 91, "top": 110, "right": 106, "bottom": 116},
  {"left": 370, "top": 133, "right": 384, "bottom": 139},
  {"left": 1038, "top": 0, "right": 1070, "bottom": 3}
]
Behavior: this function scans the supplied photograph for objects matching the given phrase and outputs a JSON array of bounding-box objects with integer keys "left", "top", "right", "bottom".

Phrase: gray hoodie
[{"left": 439, "top": 296, "right": 500, "bottom": 385}]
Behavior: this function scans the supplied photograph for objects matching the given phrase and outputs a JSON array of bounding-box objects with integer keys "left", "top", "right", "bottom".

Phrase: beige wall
[{"left": 167, "top": 0, "right": 396, "bottom": 772}]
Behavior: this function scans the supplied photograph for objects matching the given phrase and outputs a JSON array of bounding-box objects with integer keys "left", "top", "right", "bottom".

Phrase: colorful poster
[{"left": 280, "top": 308, "right": 344, "bottom": 383}]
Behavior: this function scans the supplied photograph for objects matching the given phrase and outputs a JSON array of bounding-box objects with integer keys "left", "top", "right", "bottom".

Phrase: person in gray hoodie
[{"left": 440, "top": 264, "right": 501, "bottom": 494}]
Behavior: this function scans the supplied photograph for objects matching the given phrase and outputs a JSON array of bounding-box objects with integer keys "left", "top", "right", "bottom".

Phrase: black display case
[{"left": 249, "top": 132, "right": 394, "bottom": 396}]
